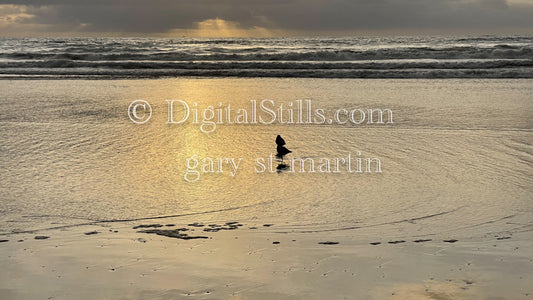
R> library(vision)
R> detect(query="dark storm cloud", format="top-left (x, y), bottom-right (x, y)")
top-left (265, 0), bottom-right (533, 31)
top-left (1, 0), bottom-right (532, 34)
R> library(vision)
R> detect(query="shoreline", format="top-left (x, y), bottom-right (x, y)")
top-left (2, 74), bottom-right (533, 80)
top-left (1, 215), bottom-right (532, 299)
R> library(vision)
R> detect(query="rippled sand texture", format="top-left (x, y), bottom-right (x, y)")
top-left (0, 78), bottom-right (532, 299)
top-left (1, 78), bottom-right (531, 237)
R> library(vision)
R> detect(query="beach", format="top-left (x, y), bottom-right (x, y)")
top-left (1, 217), bottom-right (532, 300)
top-left (0, 77), bottom-right (532, 299)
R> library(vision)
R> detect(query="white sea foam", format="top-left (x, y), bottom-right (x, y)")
top-left (0, 36), bottom-right (532, 78)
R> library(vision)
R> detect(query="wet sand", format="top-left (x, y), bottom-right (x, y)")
top-left (1, 216), bottom-right (532, 300)
top-left (1, 78), bottom-right (532, 299)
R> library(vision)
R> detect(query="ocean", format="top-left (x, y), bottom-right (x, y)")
top-left (1, 35), bottom-right (533, 299)
top-left (0, 35), bottom-right (532, 78)
top-left (0, 35), bottom-right (532, 241)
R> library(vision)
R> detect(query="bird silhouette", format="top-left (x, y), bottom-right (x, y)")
top-left (275, 135), bottom-right (291, 164)
top-left (276, 135), bottom-right (286, 146)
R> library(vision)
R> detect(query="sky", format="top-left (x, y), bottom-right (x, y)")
top-left (0, 0), bottom-right (532, 37)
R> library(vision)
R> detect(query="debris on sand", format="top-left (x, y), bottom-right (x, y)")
top-left (34, 236), bottom-right (50, 240)
top-left (0, 239), bottom-right (8, 243)
top-left (203, 223), bottom-right (241, 232)
top-left (497, 237), bottom-right (511, 240)
top-left (370, 242), bottom-right (381, 245)
top-left (388, 240), bottom-right (406, 244)
top-left (263, 224), bottom-right (274, 227)
top-left (444, 239), bottom-right (458, 243)
top-left (318, 241), bottom-right (339, 245)
top-left (84, 231), bottom-right (99, 235)
top-left (138, 228), bottom-right (208, 240)
top-left (273, 241), bottom-right (280, 244)
top-left (132, 224), bottom-right (163, 229)
top-left (413, 239), bottom-right (432, 243)
top-left (188, 222), bottom-right (205, 227)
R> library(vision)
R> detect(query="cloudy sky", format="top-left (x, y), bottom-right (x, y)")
top-left (0, 0), bottom-right (532, 37)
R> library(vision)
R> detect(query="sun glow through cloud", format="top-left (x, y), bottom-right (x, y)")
top-left (168, 18), bottom-right (277, 38)
top-left (0, 1), bottom-right (532, 37)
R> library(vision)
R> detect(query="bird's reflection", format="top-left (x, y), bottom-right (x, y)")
top-left (275, 135), bottom-right (291, 173)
